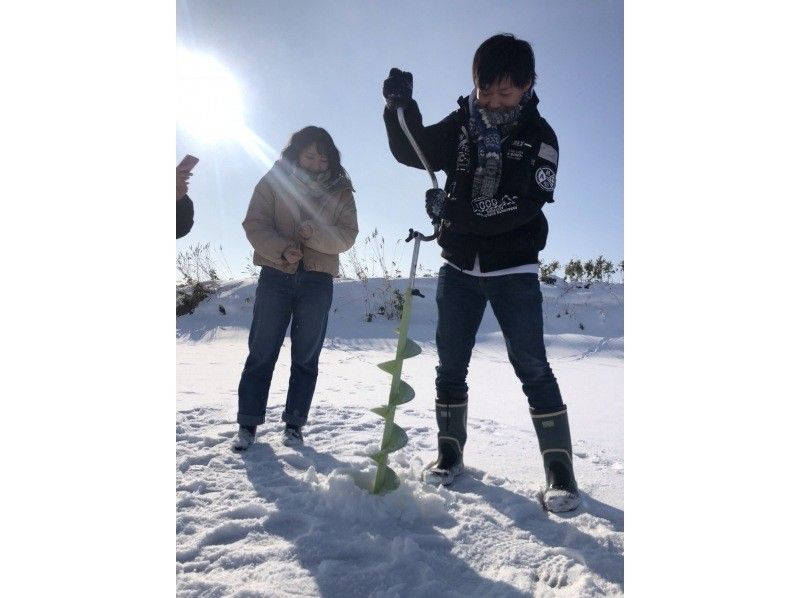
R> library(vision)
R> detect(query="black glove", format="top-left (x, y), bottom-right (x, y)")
top-left (383, 68), bottom-right (413, 110)
top-left (425, 188), bottom-right (446, 223)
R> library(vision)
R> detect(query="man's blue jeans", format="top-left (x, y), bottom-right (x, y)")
top-left (435, 263), bottom-right (563, 411)
top-left (237, 265), bottom-right (333, 428)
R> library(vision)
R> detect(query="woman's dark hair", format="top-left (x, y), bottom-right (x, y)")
top-left (472, 33), bottom-right (536, 90)
top-left (281, 126), bottom-right (345, 179)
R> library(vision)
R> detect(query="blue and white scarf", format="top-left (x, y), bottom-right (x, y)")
top-left (467, 86), bottom-right (534, 201)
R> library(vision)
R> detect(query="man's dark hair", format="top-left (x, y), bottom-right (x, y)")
top-left (281, 126), bottom-right (345, 179)
top-left (472, 33), bottom-right (536, 90)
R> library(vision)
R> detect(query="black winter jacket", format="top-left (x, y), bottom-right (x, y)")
top-left (384, 92), bottom-right (559, 272)
top-left (176, 195), bottom-right (194, 239)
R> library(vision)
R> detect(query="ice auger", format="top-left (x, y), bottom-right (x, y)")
top-left (369, 106), bottom-right (441, 495)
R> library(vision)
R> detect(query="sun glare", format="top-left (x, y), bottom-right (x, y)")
top-left (177, 49), bottom-right (246, 143)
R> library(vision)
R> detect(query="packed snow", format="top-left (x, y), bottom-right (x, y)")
top-left (177, 275), bottom-right (623, 597)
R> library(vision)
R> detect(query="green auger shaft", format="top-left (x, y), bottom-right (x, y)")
top-left (371, 283), bottom-right (416, 495)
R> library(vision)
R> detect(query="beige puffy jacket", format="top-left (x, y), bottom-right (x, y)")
top-left (242, 161), bottom-right (359, 276)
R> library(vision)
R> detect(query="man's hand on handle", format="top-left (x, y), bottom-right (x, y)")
top-left (425, 188), bottom-right (446, 224)
top-left (382, 68), bottom-right (413, 110)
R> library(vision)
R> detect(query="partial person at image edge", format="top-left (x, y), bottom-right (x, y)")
top-left (176, 195), bottom-right (194, 239)
top-left (177, 167), bottom-right (194, 239)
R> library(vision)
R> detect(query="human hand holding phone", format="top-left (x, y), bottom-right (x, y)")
top-left (176, 155), bottom-right (199, 200)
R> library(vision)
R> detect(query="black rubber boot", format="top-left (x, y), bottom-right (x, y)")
top-left (423, 394), bottom-right (468, 486)
top-left (530, 405), bottom-right (580, 512)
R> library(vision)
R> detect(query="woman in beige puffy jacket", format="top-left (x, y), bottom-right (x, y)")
top-left (233, 126), bottom-right (358, 451)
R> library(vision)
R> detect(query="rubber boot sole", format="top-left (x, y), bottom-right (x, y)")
top-left (543, 488), bottom-right (581, 512)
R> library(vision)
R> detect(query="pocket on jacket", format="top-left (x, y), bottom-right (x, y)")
top-left (500, 142), bottom-right (535, 197)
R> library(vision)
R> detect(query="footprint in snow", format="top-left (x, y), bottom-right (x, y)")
top-left (222, 504), bottom-right (271, 520)
top-left (534, 553), bottom-right (575, 589)
top-left (280, 452), bottom-right (312, 470)
top-left (178, 453), bottom-right (215, 473)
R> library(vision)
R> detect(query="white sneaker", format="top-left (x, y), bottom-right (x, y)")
top-left (232, 427), bottom-right (256, 452)
top-left (543, 488), bottom-right (581, 512)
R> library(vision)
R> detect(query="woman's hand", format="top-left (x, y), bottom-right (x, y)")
top-left (297, 222), bottom-right (315, 240)
top-left (283, 245), bottom-right (303, 264)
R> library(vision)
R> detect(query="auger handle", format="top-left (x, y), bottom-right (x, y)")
top-left (397, 106), bottom-right (442, 241)
top-left (397, 107), bottom-right (438, 190)
top-left (405, 227), bottom-right (439, 243)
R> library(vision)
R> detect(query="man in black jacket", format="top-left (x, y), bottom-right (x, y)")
top-left (383, 34), bottom-right (579, 512)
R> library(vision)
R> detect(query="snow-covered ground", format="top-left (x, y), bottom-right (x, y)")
top-left (176, 275), bottom-right (623, 597)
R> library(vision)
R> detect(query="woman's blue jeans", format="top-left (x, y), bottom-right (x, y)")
top-left (237, 265), bottom-right (333, 428)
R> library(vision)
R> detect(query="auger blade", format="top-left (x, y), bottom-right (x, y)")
top-left (370, 405), bottom-right (392, 418)
top-left (372, 466), bottom-right (400, 495)
top-left (383, 422), bottom-right (409, 453)
top-left (368, 423), bottom-right (409, 460)
top-left (377, 359), bottom-right (400, 375)
top-left (401, 338), bottom-right (422, 359)
top-left (389, 380), bottom-right (415, 406)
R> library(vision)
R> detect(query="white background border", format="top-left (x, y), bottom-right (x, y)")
top-left (2, 1), bottom-right (798, 595)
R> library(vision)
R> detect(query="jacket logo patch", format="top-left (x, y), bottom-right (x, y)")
top-left (535, 166), bottom-right (556, 191)
top-left (538, 142), bottom-right (559, 165)
top-left (506, 148), bottom-right (523, 160)
top-left (471, 194), bottom-right (518, 218)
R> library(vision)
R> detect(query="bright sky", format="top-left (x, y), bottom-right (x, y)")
top-left (176, 0), bottom-right (622, 279)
